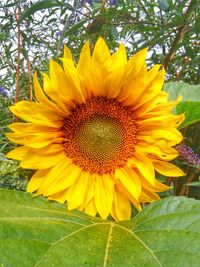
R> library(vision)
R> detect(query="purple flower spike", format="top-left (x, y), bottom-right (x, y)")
top-left (56, 31), bottom-right (61, 37)
top-left (0, 86), bottom-right (8, 97)
top-left (109, 0), bottom-right (116, 5)
top-left (86, 0), bottom-right (93, 4)
top-left (176, 143), bottom-right (200, 167)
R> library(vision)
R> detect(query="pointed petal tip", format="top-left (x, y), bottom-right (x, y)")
top-left (63, 45), bottom-right (73, 60)
top-left (140, 47), bottom-right (148, 55)
top-left (9, 105), bottom-right (15, 114)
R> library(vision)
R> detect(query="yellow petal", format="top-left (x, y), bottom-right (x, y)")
top-left (111, 187), bottom-right (131, 221)
top-left (135, 141), bottom-right (178, 161)
top-left (137, 127), bottom-right (183, 146)
top-left (112, 43), bottom-right (127, 63)
top-left (116, 180), bottom-right (142, 211)
top-left (104, 45), bottom-right (126, 98)
top-left (67, 171), bottom-right (89, 210)
top-left (84, 199), bottom-right (97, 217)
top-left (115, 167), bottom-right (141, 200)
top-left (6, 146), bottom-right (30, 160)
top-left (8, 122), bottom-right (60, 133)
top-left (9, 101), bottom-right (64, 127)
top-left (118, 48), bottom-right (148, 104)
top-left (20, 146), bottom-right (65, 169)
top-left (151, 128), bottom-right (183, 145)
top-left (94, 174), bottom-right (114, 219)
top-left (138, 114), bottom-right (185, 129)
top-left (125, 48), bottom-right (148, 79)
top-left (150, 96), bottom-right (182, 114)
top-left (6, 132), bottom-right (63, 148)
top-left (120, 78), bottom-right (147, 105)
top-left (134, 67), bottom-right (165, 109)
top-left (63, 45), bottom-right (73, 60)
top-left (33, 73), bottom-right (67, 116)
top-left (84, 174), bottom-right (95, 205)
top-left (27, 169), bottom-right (50, 192)
top-left (50, 60), bottom-right (85, 104)
top-left (154, 180), bottom-right (170, 192)
top-left (139, 171), bottom-right (169, 192)
top-left (153, 160), bottom-right (185, 177)
top-left (48, 189), bottom-right (68, 204)
top-left (139, 188), bottom-right (160, 202)
top-left (33, 72), bottom-right (49, 104)
top-left (42, 162), bottom-right (80, 196)
top-left (133, 91), bottom-right (168, 116)
top-left (128, 152), bottom-right (155, 185)
top-left (92, 37), bottom-right (110, 64)
top-left (77, 40), bottom-right (91, 73)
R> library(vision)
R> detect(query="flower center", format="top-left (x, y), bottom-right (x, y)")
top-left (63, 97), bottom-right (136, 174)
top-left (75, 114), bottom-right (124, 163)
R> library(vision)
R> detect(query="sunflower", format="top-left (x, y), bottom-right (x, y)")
top-left (6, 38), bottom-right (185, 221)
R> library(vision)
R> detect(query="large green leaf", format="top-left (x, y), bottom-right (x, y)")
top-left (177, 101), bottom-right (200, 129)
top-left (1, 189), bottom-right (200, 266)
top-left (164, 82), bottom-right (200, 102)
top-left (164, 82), bottom-right (200, 128)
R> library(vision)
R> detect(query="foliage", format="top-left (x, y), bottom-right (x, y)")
top-left (1, 189), bottom-right (200, 266)
top-left (0, 153), bottom-right (29, 190)
top-left (164, 82), bottom-right (200, 128)
top-left (0, 94), bottom-right (14, 153)
top-left (0, 0), bottom-right (199, 91)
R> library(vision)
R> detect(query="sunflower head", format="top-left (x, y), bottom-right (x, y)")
top-left (6, 38), bottom-right (185, 221)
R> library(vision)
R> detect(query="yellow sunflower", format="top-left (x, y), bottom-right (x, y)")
top-left (6, 38), bottom-right (185, 221)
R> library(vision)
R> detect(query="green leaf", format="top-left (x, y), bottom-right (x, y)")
top-left (1, 189), bottom-right (200, 266)
top-left (158, 0), bottom-right (172, 11)
top-left (20, 0), bottom-right (73, 21)
top-left (164, 82), bottom-right (200, 128)
top-left (177, 101), bottom-right (200, 129)
top-left (185, 181), bottom-right (200, 187)
top-left (0, 153), bottom-right (19, 176)
top-left (64, 19), bottom-right (87, 37)
top-left (164, 82), bottom-right (200, 102)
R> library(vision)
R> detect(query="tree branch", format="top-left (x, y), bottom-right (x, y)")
top-left (163, 0), bottom-right (197, 69)
top-left (15, 0), bottom-right (21, 121)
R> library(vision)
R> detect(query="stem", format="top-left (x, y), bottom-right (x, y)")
top-left (15, 0), bottom-right (21, 121)
top-left (100, 0), bottom-right (107, 13)
top-left (137, 0), bottom-right (149, 17)
top-left (27, 58), bottom-right (33, 101)
top-left (179, 170), bottom-right (196, 196)
top-left (163, 0), bottom-right (197, 69)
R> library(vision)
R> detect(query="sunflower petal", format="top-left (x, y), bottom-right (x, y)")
top-left (27, 169), bottom-right (50, 192)
top-left (66, 171), bottom-right (89, 210)
top-left (63, 45), bottom-right (73, 60)
top-left (92, 37), bottom-right (110, 64)
top-left (94, 174), bottom-right (114, 219)
top-left (6, 146), bottom-right (30, 160)
top-left (112, 187), bottom-right (131, 221)
top-left (84, 199), bottom-right (97, 217)
top-left (115, 167), bottom-right (141, 200)
top-left (153, 160), bottom-right (186, 177)
top-left (129, 152), bottom-right (155, 185)
top-left (10, 101), bottom-right (64, 127)
top-left (42, 162), bottom-right (80, 196)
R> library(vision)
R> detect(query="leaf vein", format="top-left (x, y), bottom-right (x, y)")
top-left (131, 210), bottom-right (199, 230)
top-left (103, 222), bottom-right (114, 267)
top-left (115, 224), bottom-right (163, 267)
top-left (34, 222), bottom-right (111, 267)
